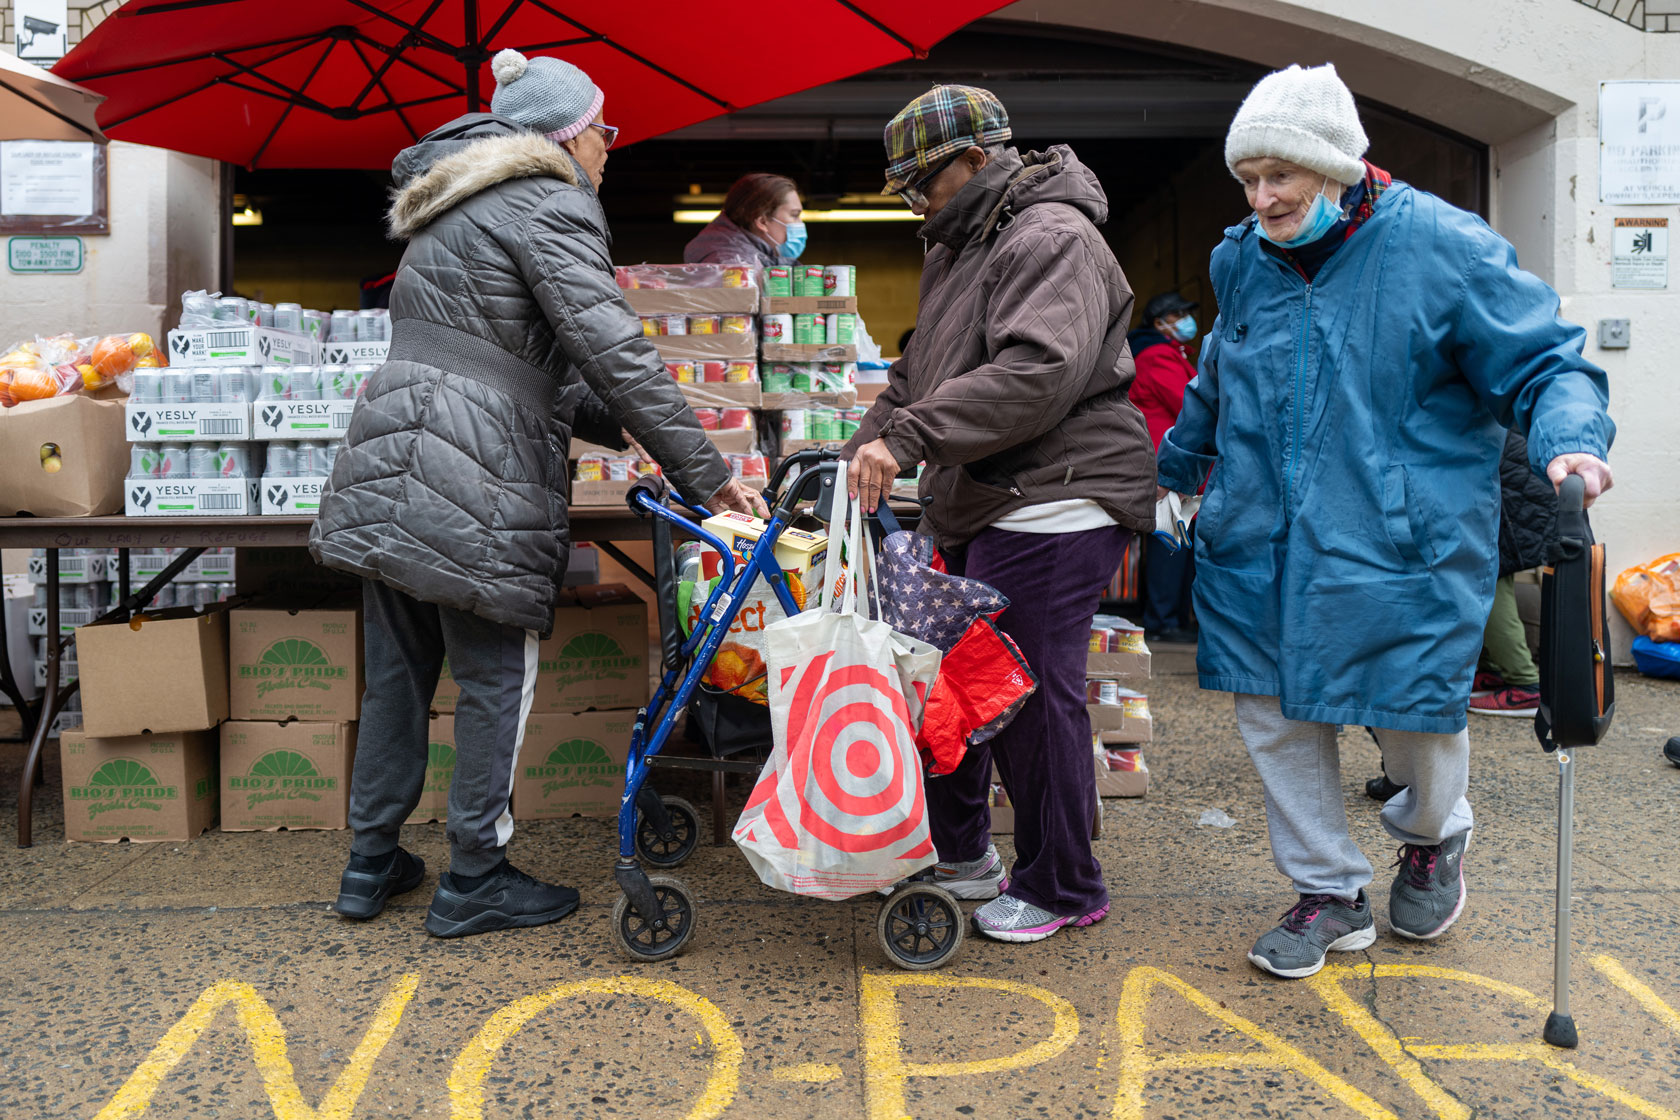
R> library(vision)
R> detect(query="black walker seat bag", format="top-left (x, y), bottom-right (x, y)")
top-left (1534, 474), bottom-right (1614, 753)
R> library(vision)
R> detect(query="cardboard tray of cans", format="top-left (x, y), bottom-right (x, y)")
top-left (27, 553), bottom-right (108, 584)
top-left (253, 399), bottom-right (358, 440)
top-left (35, 657), bottom-right (78, 688)
top-left (166, 325), bottom-right (318, 367)
top-left (762, 390), bottom-right (859, 410)
top-left (760, 343), bottom-right (859, 363)
top-left (1088, 687), bottom-right (1152, 743)
top-left (259, 476), bottom-right (331, 516)
top-left (625, 287), bottom-right (759, 315)
top-left (653, 334), bottom-right (757, 361)
top-left (680, 382), bottom-right (762, 409)
top-left (126, 402), bottom-right (253, 443)
top-left (760, 296), bottom-right (859, 315)
top-left (319, 341), bottom-right (390, 364)
top-left (124, 478), bottom-right (261, 518)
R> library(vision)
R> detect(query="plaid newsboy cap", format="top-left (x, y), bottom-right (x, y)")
top-left (882, 84), bottom-right (1012, 194)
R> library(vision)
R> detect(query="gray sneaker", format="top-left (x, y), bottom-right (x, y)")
top-left (877, 844), bottom-right (1005, 900)
top-left (1389, 831), bottom-right (1470, 940)
top-left (972, 892), bottom-right (1109, 943)
top-left (1248, 891), bottom-right (1376, 978)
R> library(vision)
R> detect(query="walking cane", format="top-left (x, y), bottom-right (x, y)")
top-left (1534, 475), bottom-right (1614, 1050)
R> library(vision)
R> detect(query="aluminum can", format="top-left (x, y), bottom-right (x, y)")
top-left (295, 440), bottom-right (324, 476)
top-left (688, 315), bottom-right (720, 335)
top-left (700, 361), bottom-right (727, 383)
top-left (721, 265), bottom-right (753, 288)
top-left (826, 313), bottom-right (858, 346)
top-left (641, 316), bottom-right (662, 337)
top-left (214, 443), bottom-right (250, 479)
top-left (350, 365), bottom-right (376, 397)
top-left (129, 370), bottom-right (165, 403)
top-left (32, 585), bottom-right (47, 609)
top-left (321, 442), bottom-right (340, 476)
top-left (659, 314), bottom-right (687, 336)
top-left (329, 310), bottom-right (356, 342)
top-left (762, 365), bottom-right (793, 393)
top-left (272, 302), bottom-right (304, 333)
top-left (797, 265), bottom-right (826, 298)
top-left (762, 266), bottom-right (793, 297)
top-left (189, 442), bottom-right (219, 479)
top-left (264, 442), bottom-right (296, 478)
top-left (162, 370), bottom-right (196, 404)
top-left (181, 291), bottom-right (218, 324)
top-left (788, 366), bottom-right (812, 392)
top-left (215, 582), bottom-right (237, 603)
top-left (322, 365), bottom-right (357, 400)
top-left (720, 408), bottom-right (752, 430)
top-left (213, 296), bottom-right (248, 323)
top-left (150, 583), bottom-right (175, 610)
top-left (693, 408), bottom-right (721, 430)
top-left (188, 369), bottom-right (220, 403)
top-left (574, 455), bottom-right (604, 482)
top-left (823, 265), bottom-right (856, 297)
top-left (188, 583), bottom-right (217, 609)
top-left (724, 361), bottom-right (756, 383)
top-left (720, 314), bottom-right (754, 334)
top-left (255, 302), bottom-right (273, 328)
top-left (213, 368), bottom-right (246, 403)
top-left (129, 445), bottom-right (162, 479)
top-left (761, 313), bottom-right (793, 344)
top-left (605, 457), bottom-right (633, 481)
top-left (780, 410), bottom-right (808, 440)
top-left (357, 309), bottom-right (390, 341)
top-left (158, 443), bottom-right (190, 479)
top-left (820, 362), bottom-right (856, 391)
top-left (666, 361), bottom-right (696, 383)
top-left (302, 310), bottom-right (329, 341)
top-left (288, 366), bottom-right (322, 401)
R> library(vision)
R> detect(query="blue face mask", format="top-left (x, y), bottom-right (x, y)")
top-left (775, 218), bottom-right (807, 261)
top-left (1256, 185), bottom-right (1342, 249)
top-left (1169, 315), bottom-right (1198, 343)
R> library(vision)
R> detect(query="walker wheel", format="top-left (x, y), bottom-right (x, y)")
top-left (635, 795), bottom-right (701, 867)
top-left (877, 883), bottom-right (965, 970)
top-left (613, 875), bottom-right (696, 962)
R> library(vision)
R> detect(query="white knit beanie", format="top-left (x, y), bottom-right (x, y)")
top-left (490, 49), bottom-right (603, 141)
top-left (1224, 63), bottom-right (1368, 185)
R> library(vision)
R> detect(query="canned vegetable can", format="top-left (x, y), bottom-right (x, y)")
top-left (688, 315), bottom-right (720, 335)
top-left (761, 313), bottom-right (793, 344)
top-left (823, 265), bottom-right (856, 297)
top-left (826, 313), bottom-right (858, 346)
top-left (763, 266), bottom-right (793, 298)
top-left (720, 314), bottom-right (754, 334)
top-left (797, 265), bottom-right (826, 298)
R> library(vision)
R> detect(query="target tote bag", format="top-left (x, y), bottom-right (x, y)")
top-left (732, 480), bottom-right (941, 899)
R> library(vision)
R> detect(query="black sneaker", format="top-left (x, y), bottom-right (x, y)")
top-left (1248, 890), bottom-right (1376, 978)
top-left (334, 847), bottom-right (426, 920)
top-left (423, 860), bottom-right (580, 939)
top-left (1664, 737), bottom-right (1680, 768)
top-left (1365, 774), bottom-right (1406, 802)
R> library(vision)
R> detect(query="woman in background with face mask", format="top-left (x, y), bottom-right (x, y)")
top-left (1126, 289), bottom-right (1201, 644)
top-left (683, 172), bottom-right (805, 267)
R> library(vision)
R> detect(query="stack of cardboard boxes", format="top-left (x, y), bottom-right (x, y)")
top-left (425, 585), bottom-right (648, 824)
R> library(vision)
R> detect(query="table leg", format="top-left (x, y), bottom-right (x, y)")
top-left (711, 769), bottom-right (728, 847)
top-left (18, 552), bottom-right (61, 847)
top-left (0, 596), bottom-right (37, 744)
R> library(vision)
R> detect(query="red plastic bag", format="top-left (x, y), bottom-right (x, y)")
top-left (916, 617), bottom-right (1037, 776)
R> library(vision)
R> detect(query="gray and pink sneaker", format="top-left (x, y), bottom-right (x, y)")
top-left (971, 893), bottom-right (1109, 943)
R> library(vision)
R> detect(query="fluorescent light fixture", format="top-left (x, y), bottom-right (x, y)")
top-left (672, 208), bottom-right (921, 224)
top-left (231, 206), bottom-right (263, 226)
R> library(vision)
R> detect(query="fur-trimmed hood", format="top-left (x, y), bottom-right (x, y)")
top-left (388, 114), bottom-right (583, 239)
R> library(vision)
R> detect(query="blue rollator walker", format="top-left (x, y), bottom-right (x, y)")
top-left (609, 449), bottom-right (966, 969)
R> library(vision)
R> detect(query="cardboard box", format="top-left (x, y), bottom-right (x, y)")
top-left (511, 709), bottom-right (634, 819)
top-left (680, 382), bottom-right (762, 409)
top-left (260, 476), bottom-right (331, 516)
top-left (1088, 692), bottom-right (1152, 743)
top-left (624, 287), bottom-right (758, 316)
top-left (60, 729), bottom-right (218, 842)
top-left (0, 392), bottom-right (128, 516)
top-left (228, 598), bottom-right (362, 721)
top-left (1095, 744), bottom-right (1150, 798)
top-left (252, 399), bottom-right (356, 440)
top-left (761, 296), bottom-right (859, 315)
top-left (27, 553), bottom-right (108, 583)
top-left (760, 342), bottom-right (858, 363)
top-left (407, 712), bottom-right (457, 824)
top-left (762, 389), bottom-right (858, 411)
top-left (433, 585), bottom-right (647, 714)
top-left (698, 511), bottom-right (828, 582)
top-left (652, 334), bottom-right (756, 362)
top-left (319, 340), bottom-right (390, 365)
top-left (219, 720), bottom-right (356, 830)
top-left (76, 609), bottom-right (229, 737)
top-left (125, 478), bottom-right (261, 517)
top-left (166, 325), bottom-right (317, 367)
top-left (126, 401), bottom-right (253, 442)
top-left (1087, 648), bottom-right (1151, 682)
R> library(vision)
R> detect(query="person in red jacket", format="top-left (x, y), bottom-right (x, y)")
top-left (1128, 290), bottom-right (1201, 643)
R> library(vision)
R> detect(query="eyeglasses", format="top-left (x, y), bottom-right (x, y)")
top-left (896, 152), bottom-right (961, 208)
top-left (592, 121), bottom-right (619, 149)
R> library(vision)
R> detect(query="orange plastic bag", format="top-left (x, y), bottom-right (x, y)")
top-left (1612, 553), bottom-right (1680, 642)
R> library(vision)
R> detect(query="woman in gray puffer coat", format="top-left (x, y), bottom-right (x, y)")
top-left (312, 50), bottom-right (763, 940)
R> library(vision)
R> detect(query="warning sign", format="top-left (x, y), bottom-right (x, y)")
top-left (1612, 216), bottom-right (1668, 289)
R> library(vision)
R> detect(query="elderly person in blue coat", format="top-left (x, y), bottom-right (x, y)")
top-left (1157, 63), bottom-right (1614, 980)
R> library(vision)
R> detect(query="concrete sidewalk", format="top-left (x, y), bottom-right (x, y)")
top-left (1, 661), bottom-right (1677, 1119)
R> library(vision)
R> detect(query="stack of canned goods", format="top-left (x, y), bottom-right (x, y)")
top-left (761, 264), bottom-right (855, 299)
top-left (263, 440), bottom-right (340, 478)
top-left (665, 360), bottom-right (758, 384)
top-left (616, 263), bottom-right (754, 289)
top-left (727, 452), bottom-right (769, 481)
top-left (691, 407), bottom-right (755, 431)
top-left (573, 455), bottom-right (663, 483)
top-left (255, 364), bottom-right (374, 401)
top-left (127, 442), bottom-right (253, 481)
top-left (180, 292), bottom-right (384, 343)
top-left (760, 313), bottom-right (858, 347)
top-left (761, 362), bottom-right (857, 396)
top-left (779, 408), bottom-right (863, 443)
top-left (640, 313), bottom-right (755, 337)
top-left (326, 308), bottom-right (391, 343)
top-left (129, 366), bottom-right (259, 404)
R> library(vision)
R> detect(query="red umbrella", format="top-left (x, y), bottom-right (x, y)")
top-left (56, 0), bottom-right (1010, 168)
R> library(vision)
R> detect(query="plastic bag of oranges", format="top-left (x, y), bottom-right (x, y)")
top-left (0, 331), bottom-right (161, 406)
top-left (1612, 554), bottom-right (1680, 642)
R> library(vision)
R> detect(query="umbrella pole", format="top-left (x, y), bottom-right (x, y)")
top-left (465, 0), bottom-right (481, 112)
top-left (1543, 749), bottom-right (1579, 1049)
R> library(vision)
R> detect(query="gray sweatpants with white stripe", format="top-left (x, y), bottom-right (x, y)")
top-left (349, 579), bottom-right (538, 877)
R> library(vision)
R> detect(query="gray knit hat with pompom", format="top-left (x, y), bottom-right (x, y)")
top-left (489, 49), bottom-right (603, 140)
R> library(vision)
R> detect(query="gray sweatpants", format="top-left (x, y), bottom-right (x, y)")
top-left (349, 579), bottom-right (539, 877)
top-left (1234, 693), bottom-right (1474, 900)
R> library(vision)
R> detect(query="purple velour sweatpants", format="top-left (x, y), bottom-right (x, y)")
top-left (929, 524), bottom-right (1129, 918)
